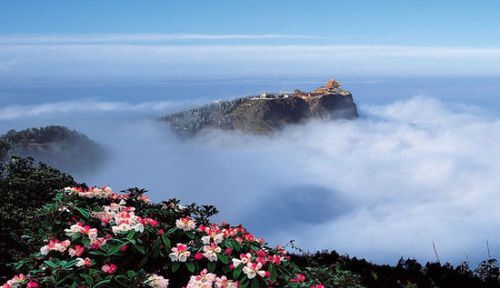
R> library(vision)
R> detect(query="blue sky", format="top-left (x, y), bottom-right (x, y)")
top-left (1, 0), bottom-right (500, 47)
top-left (1, 1), bottom-right (500, 81)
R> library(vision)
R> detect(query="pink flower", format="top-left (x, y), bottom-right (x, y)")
top-left (169, 243), bottom-right (190, 262)
top-left (203, 243), bottom-right (222, 262)
top-left (142, 217), bottom-right (159, 227)
top-left (90, 237), bottom-right (107, 250)
top-left (68, 245), bottom-right (85, 257)
top-left (290, 274), bottom-right (306, 283)
top-left (101, 263), bottom-right (117, 274)
top-left (242, 262), bottom-right (266, 279)
top-left (1, 274), bottom-right (27, 287)
top-left (194, 253), bottom-right (204, 260)
top-left (40, 239), bottom-right (71, 255)
top-left (27, 282), bottom-right (39, 288)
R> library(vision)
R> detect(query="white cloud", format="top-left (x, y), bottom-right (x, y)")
top-left (0, 34), bottom-right (319, 44)
top-left (0, 100), bottom-right (191, 120)
top-left (83, 96), bottom-right (498, 265)
top-left (1, 44), bottom-right (500, 79)
top-left (2, 91), bottom-right (500, 265)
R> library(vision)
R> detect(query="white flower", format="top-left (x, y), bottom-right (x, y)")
top-left (112, 223), bottom-right (131, 234)
top-left (169, 243), bottom-right (190, 262)
top-left (232, 253), bottom-right (251, 268)
top-left (201, 236), bottom-right (211, 244)
top-left (202, 244), bottom-right (221, 262)
top-left (175, 217), bottom-right (196, 231)
top-left (64, 223), bottom-right (83, 237)
top-left (201, 233), bottom-right (224, 244)
top-left (242, 262), bottom-right (266, 279)
top-left (145, 274), bottom-right (169, 288)
top-left (134, 223), bottom-right (144, 233)
top-left (87, 228), bottom-right (98, 240)
top-left (40, 246), bottom-right (49, 255)
top-left (213, 233), bottom-right (224, 244)
top-left (75, 257), bottom-right (91, 267)
top-left (186, 269), bottom-right (217, 288)
top-left (75, 258), bottom-right (86, 267)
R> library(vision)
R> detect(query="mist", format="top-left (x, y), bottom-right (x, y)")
top-left (1, 93), bottom-right (499, 266)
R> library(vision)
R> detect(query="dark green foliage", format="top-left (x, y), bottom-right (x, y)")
top-left (475, 259), bottom-right (500, 283)
top-left (0, 126), bottom-right (105, 175)
top-left (292, 250), bottom-right (500, 288)
top-left (0, 139), bottom-right (11, 160)
top-left (0, 156), bottom-right (77, 278)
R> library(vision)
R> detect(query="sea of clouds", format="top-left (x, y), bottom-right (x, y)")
top-left (2, 95), bottom-right (498, 265)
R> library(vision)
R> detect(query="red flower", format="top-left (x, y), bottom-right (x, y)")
top-left (194, 253), bottom-right (204, 260)
top-left (290, 273), bottom-right (306, 283)
top-left (27, 282), bottom-right (39, 288)
top-left (101, 263), bottom-right (117, 274)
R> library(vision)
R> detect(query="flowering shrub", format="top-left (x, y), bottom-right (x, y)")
top-left (3, 186), bottom-right (328, 288)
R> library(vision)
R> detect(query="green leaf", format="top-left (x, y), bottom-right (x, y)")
top-left (127, 270), bottom-right (136, 278)
top-left (240, 278), bottom-right (249, 288)
top-left (231, 239), bottom-right (241, 251)
top-left (136, 245), bottom-right (146, 254)
top-left (126, 230), bottom-right (136, 240)
top-left (114, 275), bottom-right (129, 287)
top-left (56, 273), bottom-right (76, 285)
top-left (166, 227), bottom-right (177, 235)
top-left (62, 259), bottom-right (79, 269)
top-left (171, 262), bottom-right (180, 273)
top-left (161, 234), bottom-right (171, 249)
top-left (207, 261), bottom-right (216, 272)
top-left (251, 278), bottom-right (261, 288)
top-left (218, 253), bottom-right (228, 264)
top-left (107, 243), bottom-right (126, 256)
top-left (80, 274), bottom-right (93, 286)
top-left (138, 256), bottom-right (149, 268)
top-left (93, 279), bottom-right (111, 287)
top-left (269, 265), bottom-right (278, 281)
top-left (44, 260), bottom-right (59, 269)
top-left (233, 267), bottom-right (242, 279)
top-left (153, 238), bottom-right (161, 257)
top-left (186, 262), bottom-right (195, 273)
top-left (75, 207), bottom-right (90, 219)
top-left (224, 240), bottom-right (233, 249)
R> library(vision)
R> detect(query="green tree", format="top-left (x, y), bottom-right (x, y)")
top-left (0, 156), bottom-right (77, 278)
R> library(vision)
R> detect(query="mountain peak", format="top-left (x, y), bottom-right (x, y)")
top-left (161, 79), bottom-right (358, 135)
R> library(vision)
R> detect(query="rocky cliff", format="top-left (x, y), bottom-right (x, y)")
top-left (161, 79), bottom-right (358, 135)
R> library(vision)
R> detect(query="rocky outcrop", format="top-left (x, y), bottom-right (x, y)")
top-left (0, 126), bottom-right (105, 175)
top-left (161, 79), bottom-right (358, 135)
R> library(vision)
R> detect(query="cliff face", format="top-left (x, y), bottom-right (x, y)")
top-left (161, 79), bottom-right (358, 135)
